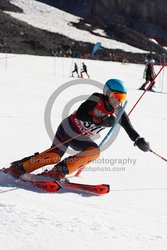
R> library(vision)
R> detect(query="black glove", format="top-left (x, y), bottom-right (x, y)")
top-left (93, 115), bottom-right (115, 127)
top-left (134, 137), bottom-right (150, 152)
top-left (100, 115), bottom-right (115, 127)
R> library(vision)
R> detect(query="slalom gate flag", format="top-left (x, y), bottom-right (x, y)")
top-left (91, 42), bottom-right (101, 56)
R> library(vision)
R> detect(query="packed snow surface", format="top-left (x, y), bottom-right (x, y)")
top-left (0, 54), bottom-right (167, 250)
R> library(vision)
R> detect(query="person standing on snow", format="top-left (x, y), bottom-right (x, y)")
top-left (80, 62), bottom-right (90, 78)
top-left (139, 59), bottom-right (156, 91)
top-left (7, 79), bottom-right (151, 179)
top-left (71, 62), bottom-right (79, 78)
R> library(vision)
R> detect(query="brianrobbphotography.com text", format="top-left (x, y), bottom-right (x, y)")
top-left (83, 157), bottom-right (137, 172)
top-left (93, 157), bottom-right (136, 166)
top-left (83, 166), bottom-right (126, 172)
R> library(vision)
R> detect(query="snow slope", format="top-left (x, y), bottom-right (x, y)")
top-left (5, 0), bottom-right (148, 53)
top-left (0, 54), bottom-right (167, 250)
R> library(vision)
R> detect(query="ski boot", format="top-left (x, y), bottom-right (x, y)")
top-left (8, 153), bottom-right (39, 178)
top-left (139, 86), bottom-right (145, 90)
top-left (38, 162), bottom-right (69, 180)
top-left (148, 88), bottom-right (155, 92)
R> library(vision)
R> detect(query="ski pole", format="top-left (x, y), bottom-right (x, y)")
top-left (75, 101), bottom-right (128, 177)
top-left (128, 62), bottom-right (167, 162)
top-left (149, 149), bottom-right (167, 162)
top-left (34, 116), bottom-right (110, 159)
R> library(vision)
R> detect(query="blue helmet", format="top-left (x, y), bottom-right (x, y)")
top-left (103, 79), bottom-right (127, 103)
top-left (104, 79), bottom-right (127, 95)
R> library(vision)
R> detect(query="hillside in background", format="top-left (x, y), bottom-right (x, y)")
top-left (0, 53), bottom-right (167, 250)
top-left (0, 0), bottom-right (167, 63)
top-left (39, 0), bottom-right (167, 47)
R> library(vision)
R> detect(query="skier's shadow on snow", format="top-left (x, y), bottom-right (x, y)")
top-left (57, 188), bottom-right (97, 197)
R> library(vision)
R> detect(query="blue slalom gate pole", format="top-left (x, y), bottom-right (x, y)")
top-left (99, 100), bottom-right (127, 148)
top-left (75, 101), bottom-right (127, 177)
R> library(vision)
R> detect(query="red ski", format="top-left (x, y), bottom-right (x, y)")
top-left (21, 179), bottom-right (61, 192)
top-left (61, 181), bottom-right (110, 195)
top-left (0, 169), bottom-right (110, 195)
top-left (0, 168), bottom-right (61, 192)
top-left (20, 174), bottom-right (110, 195)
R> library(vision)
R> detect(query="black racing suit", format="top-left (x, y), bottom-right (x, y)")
top-left (52, 93), bottom-right (139, 156)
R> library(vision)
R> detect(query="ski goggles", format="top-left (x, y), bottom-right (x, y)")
top-left (109, 92), bottom-right (127, 102)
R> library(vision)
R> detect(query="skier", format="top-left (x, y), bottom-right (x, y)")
top-left (71, 62), bottom-right (79, 77)
top-left (80, 62), bottom-right (90, 78)
top-left (7, 79), bottom-right (150, 179)
top-left (139, 59), bottom-right (156, 91)
top-left (162, 53), bottom-right (166, 65)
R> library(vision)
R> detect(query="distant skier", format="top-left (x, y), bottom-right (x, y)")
top-left (7, 79), bottom-right (151, 179)
top-left (139, 59), bottom-right (156, 91)
top-left (71, 62), bottom-right (79, 77)
top-left (80, 62), bottom-right (90, 78)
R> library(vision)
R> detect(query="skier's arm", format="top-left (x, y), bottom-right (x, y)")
top-left (95, 115), bottom-right (115, 127)
top-left (76, 93), bottom-right (115, 126)
top-left (120, 112), bottom-right (150, 151)
top-left (76, 93), bottom-right (99, 122)
top-left (119, 112), bottom-right (139, 141)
